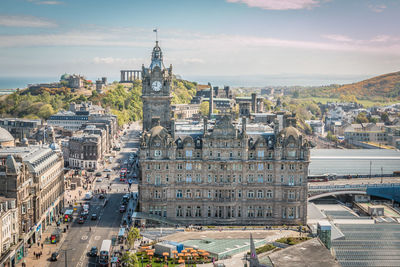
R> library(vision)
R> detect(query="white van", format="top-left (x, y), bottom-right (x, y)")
top-left (85, 191), bottom-right (93, 200)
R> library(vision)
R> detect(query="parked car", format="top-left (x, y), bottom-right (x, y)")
top-left (99, 194), bottom-right (105, 199)
top-left (78, 217), bottom-right (85, 224)
top-left (119, 205), bottom-right (126, 213)
top-left (104, 168), bottom-right (112, 172)
top-left (96, 178), bottom-right (103, 183)
top-left (91, 213), bottom-right (98, 220)
top-left (88, 246), bottom-right (98, 257)
top-left (95, 172), bottom-right (102, 177)
top-left (50, 252), bottom-right (59, 261)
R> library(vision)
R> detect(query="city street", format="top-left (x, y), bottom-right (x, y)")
top-left (51, 122), bottom-right (141, 267)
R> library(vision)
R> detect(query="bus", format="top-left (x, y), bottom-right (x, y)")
top-left (99, 239), bottom-right (112, 266)
top-left (118, 227), bottom-right (125, 244)
top-left (120, 168), bottom-right (127, 182)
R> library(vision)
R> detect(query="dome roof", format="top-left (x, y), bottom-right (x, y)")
top-left (279, 126), bottom-right (301, 140)
top-left (49, 142), bottom-right (60, 151)
top-left (0, 128), bottom-right (14, 142)
top-left (60, 73), bottom-right (70, 81)
top-left (149, 125), bottom-right (168, 139)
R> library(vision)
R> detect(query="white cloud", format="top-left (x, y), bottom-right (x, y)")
top-left (370, 35), bottom-right (391, 43)
top-left (322, 34), bottom-right (353, 42)
top-left (0, 15), bottom-right (57, 28)
top-left (368, 4), bottom-right (386, 13)
top-left (93, 57), bottom-right (144, 65)
top-left (0, 28), bottom-right (399, 57)
top-left (27, 0), bottom-right (63, 5)
top-left (226, 0), bottom-right (320, 10)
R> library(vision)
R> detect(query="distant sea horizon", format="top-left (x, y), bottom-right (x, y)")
top-left (0, 73), bottom-right (373, 90)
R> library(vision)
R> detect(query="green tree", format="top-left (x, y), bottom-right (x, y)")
top-left (381, 112), bottom-right (389, 123)
top-left (292, 90), bottom-right (300, 98)
top-left (326, 131), bottom-right (338, 142)
top-left (126, 227), bottom-right (140, 249)
top-left (37, 104), bottom-right (54, 119)
top-left (199, 101), bottom-right (209, 116)
top-left (355, 112), bottom-right (369, 123)
top-left (121, 251), bottom-right (139, 267)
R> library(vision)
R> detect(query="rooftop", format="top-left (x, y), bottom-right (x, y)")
top-left (267, 238), bottom-right (341, 267)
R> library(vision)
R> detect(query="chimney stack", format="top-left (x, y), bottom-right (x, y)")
top-left (208, 82), bottom-right (213, 119)
top-left (251, 93), bottom-right (257, 113)
top-left (203, 117), bottom-right (208, 135)
top-left (242, 117), bottom-right (247, 133)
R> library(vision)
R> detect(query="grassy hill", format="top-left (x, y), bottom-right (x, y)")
top-left (333, 71), bottom-right (400, 99)
top-left (0, 78), bottom-right (197, 125)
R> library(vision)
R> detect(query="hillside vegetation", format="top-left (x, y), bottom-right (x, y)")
top-left (298, 71), bottom-right (400, 102)
top-left (0, 78), bottom-right (197, 125)
top-left (334, 71), bottom-right (400, 99)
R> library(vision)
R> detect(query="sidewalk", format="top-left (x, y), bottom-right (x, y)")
top-left (17, 223), bottom-right (70, 267)
top-left (17, 182), bottom-right (88, 267)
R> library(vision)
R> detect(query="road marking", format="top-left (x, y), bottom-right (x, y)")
top-left (94, 235), bottom-right (101, 240)
top-left (81, 235), bottom-right (88, 240)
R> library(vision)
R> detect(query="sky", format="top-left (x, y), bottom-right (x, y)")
top-left (0, 0), bottom-right (399, 86)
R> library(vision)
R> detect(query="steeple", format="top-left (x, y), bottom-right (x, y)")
top-left (150, 41), bottom-right (164, 70)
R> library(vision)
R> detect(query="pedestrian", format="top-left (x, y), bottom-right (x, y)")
top-left (37, 241), bottom-right (40, 247)
top-left (41, 243), bottom-right (43, 249)
top-left (33, 251), bottom-right (36, 258)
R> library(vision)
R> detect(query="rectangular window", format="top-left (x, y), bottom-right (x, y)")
top-left (196, 174), bottom-right (202, 183)
top-left (155, 175), bottom-right (161, 185)
top-left (185, 150), bottom-right (192, 157)
top-left (186, 174), bottom-right (192, 183)
top-left (186, 163), bottom-right (192, 170)
top-left (281, 164), bottom-right (284, 170)
top-left (154, 150), bottom-right (162, 157)
top-left (177, 174), bottom-right (182, 182)
top-left (258, 163), bottom-right (263, 171)
top-left (208, 174), bottom-right (212, 183)
top-left (176, 190), bottom-right (182, 198)
top-left (257, 174), bottom-right (264, 183)
top-left (238, 190), bottom-right (242, 198)
top-left (248, 175), bottom-right (254, 183)
top-left (177, 163), bottom-right (183, 170)
top-left (257, 151), bottom-right (264, 158)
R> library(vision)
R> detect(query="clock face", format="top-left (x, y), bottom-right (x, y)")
top-left (152, 81), bottom-right (162, 91)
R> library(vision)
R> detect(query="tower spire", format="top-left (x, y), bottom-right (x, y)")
top-left (153, 28), bottom-right (158, 43)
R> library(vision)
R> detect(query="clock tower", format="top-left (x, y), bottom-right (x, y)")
top-left (141, 41), bottom-right (173, 131)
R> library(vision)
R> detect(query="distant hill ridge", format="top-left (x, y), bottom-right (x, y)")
top-left (334, 71), bottom-right (400, 99)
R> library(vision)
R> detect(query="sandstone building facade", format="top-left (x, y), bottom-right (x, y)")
top-left (138, 43), bottom-right (310, 225)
